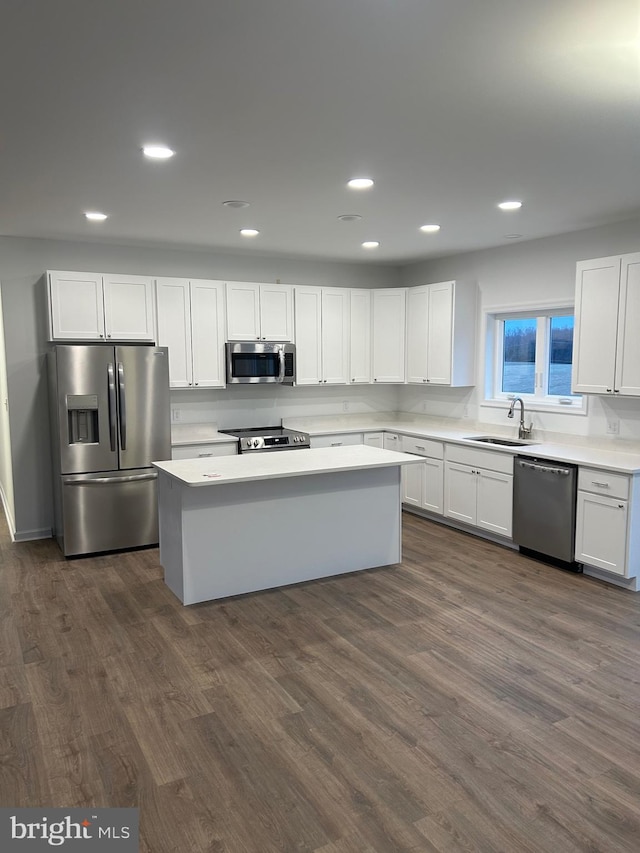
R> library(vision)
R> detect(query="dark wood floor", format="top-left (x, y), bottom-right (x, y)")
top-left (1, 511), bottom-right (640, 851)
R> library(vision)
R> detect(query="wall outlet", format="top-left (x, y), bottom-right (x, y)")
top-left (342, 400), bottom-right (349, 412)
top-left (606, 418), bottom-right (619, 435)
top-left (172, 409), bottom-right (181, 423)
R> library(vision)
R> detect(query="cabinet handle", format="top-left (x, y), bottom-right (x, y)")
top-left (330, 442), bottom-right (343, 446)
top-left (591, 481), bottom-right (609, 488)
top-left (99, 333), bottom-right (104, 338)
top-left (415, 445), bottom-right (425, 451)
top-left (614, 389), bottom-right (620, 393)
top-left (374, 378), bottom-right (377, 382)
top-left (423, 378), bottom-right (427, 382)
top-left (618, 504), bottom-right (625, 509)
top-left (197, 452), bottom-right (213, 457)
top-left (606, 388), bottom-right (612, 392)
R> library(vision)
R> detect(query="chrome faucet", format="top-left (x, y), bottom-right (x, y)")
top-left (507, 397), bottom-right (533, 440)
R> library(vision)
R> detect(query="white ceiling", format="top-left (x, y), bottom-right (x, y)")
top-left (1, 0), bottom-right (638, 264)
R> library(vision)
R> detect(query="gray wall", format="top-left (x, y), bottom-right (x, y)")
top-left (0, 235), bottom-right (401, 539)
top-left (399, 216), bottom-right (640, 438)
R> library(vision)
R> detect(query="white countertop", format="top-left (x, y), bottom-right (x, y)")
top-left (171, 424), bottom-right (238, 446)
top-left (171, 414), bottom-right (640, 474)
top-left (154, 445), bottom-right (422, 487)
top-left (282, 414), bottom-right (640, 474)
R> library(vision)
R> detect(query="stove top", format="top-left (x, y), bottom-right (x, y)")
top-left (221, 426), bottom-right (310, 453)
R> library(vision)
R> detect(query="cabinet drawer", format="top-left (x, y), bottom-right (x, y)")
top-left (401, 435), bottom-right (444, 459)
top-left (311, 433), bottom-right (363, 448)
top-left (445, 443), bottom-right (513, 475)
top-left (172, 443), bottom-right (237, 460)
top-left (578, 467), bottom-right (629, 500)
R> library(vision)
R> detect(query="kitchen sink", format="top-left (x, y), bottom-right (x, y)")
top-left (464, 436), bottom-right (532, 447)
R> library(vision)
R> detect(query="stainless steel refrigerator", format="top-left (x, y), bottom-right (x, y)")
top-left (48, 345), bottom-right (171, 556)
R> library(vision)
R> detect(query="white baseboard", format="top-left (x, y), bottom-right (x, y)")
top-left (0, 479), bottom-right (16, 540)
top-left (12, 527), bottom-right (54, 543)
top-left (583, 565), bottom-right (639, 593)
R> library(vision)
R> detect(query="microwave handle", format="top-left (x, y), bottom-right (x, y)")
top-left (278, 346), bottom-right (285, 383)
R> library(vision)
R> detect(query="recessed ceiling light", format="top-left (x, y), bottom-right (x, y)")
top-left (142, 145), bottom-right (175, 160)
top-left (498, 200), bottom-right (522, 210)
top-left (419, 224), bottom-right (441, 233)
top-left (337, 214), bottom-right (362, 222)
top-left (348, 178), bottom-right (374, 190)
top-left (504, 234), bottom-right (523, 239)
top-left (240, 229), bottom-right (260, 237)
top-left (84, 211), bottom-right (108, 221)
top-left (362, 241), bottom-right (380, 249)
top-left (223, 200), bottom-right (250, 209)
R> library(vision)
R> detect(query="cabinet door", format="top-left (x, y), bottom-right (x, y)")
top-left (349, 289), bottom-right (371, 383)
top-left (444, 462), bottom-right (476, 525)
top-left (372, 289), bottom-right (406, 383)
top-left (310, 433), bottom-right (363, 448)
top-left (572, 257), bottom-right (621, 394)
top-left (103, 274), bottom-right (155, 341)
top-left (476, 469), bottom-right (513, 537)
top-left (226, 282), bottom-right (260, 340)
top-left (426, 282), bottom-right (453, 384)
top-left (155, 278), bottom-right (192, 388)
top-left (406, 286), bottom-right (429, 384)
top-left (363, 432), bottom-right (384, 448)
top-left (294, 287), bottom-right (323, 384)
top-left (383, 433), bottom-right (400, 450)
top-left (402, 461), bottom-right (424, 507)
top-left (260, 284), bottom-right (293, 341)
top-left (172, 443), bottom-right (237, 460)
top-left (614, 253), bottom-right (640, 396)
top-left (321, 288), bottom-right (350, 384)
top-left (423, 458), bottom-right (444, 515)
top-left (48, 271), bottom-right (105, 340)
top-left (191, 280), bottom-right (226, 388)
top-left (576, 492), bottom-right (628, 575)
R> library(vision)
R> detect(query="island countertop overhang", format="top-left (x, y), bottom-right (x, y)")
top-left (153, 445), bottom-right (422, 488)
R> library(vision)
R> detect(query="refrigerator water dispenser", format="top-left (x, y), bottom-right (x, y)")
top-left (66, 394), bottom-right (99, 444)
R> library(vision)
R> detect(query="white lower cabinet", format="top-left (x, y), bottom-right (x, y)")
top-left (383, 432), bottom-right (400, 450)
top-left (401, 436), bottom-right (444, 515)
top-left (310, 432), bottom-right (363, 448)
top-left (172, 442), bottom-right (237, 460)
top-left (363, 432), bottom-right (384, 448)
top-left (575, 467), bottom-right (634, 577)
top-left (444, 445), bottom-right (513, 537)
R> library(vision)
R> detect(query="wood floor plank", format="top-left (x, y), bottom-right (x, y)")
top-left (1, 511), bottom-right (640, 851)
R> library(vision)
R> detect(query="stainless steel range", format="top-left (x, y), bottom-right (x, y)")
top-left (221, 426), bottom-right (310, 454)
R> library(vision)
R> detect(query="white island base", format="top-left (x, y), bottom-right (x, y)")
top-left (154, 446), bottom-right (419, 605)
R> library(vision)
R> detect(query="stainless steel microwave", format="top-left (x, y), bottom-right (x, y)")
top-left (225, 341), bottom-right (296, 385)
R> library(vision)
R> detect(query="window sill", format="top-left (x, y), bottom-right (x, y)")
top-left (482, 398), bottom-right (588, 417)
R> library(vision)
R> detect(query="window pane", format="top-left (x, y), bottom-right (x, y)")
top-left (502, 318), bottom-right (536, 393)
top-left (549, 315), bottom-right (574, 396)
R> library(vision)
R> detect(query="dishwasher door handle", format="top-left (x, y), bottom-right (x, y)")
top-left (516, 460), bottom-right (572, 476)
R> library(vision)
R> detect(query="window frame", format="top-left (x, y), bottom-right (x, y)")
top-left (482, 300), bottom-right (587, 415)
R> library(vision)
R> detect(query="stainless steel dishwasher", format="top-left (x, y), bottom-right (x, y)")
top-left (513, 456), bottom-right (580, 569)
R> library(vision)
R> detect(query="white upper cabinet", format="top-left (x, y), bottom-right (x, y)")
top-left (406, 280), bottom-right (477, 386)
top-left (294, 286), bottom-right (349, 385)
top-left (225, 282), bottom-right (293, 341)
top-left (48, 270), bottom-right (155, 341)
top-left (372, 288), bottom-right (406, 383)
top-left (156, 278), bottom-right (226, 389)
top-left (572, 253), bottom-right (640, 396)
top-left (349, 289), bottom-right (371, 384)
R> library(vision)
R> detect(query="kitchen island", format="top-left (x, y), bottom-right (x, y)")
top-left (153, 445), bottom-right (422, 605)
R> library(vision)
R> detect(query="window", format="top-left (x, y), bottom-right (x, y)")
top-left (485, 307), bottom-right (585, 412)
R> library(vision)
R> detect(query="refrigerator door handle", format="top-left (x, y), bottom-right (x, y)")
top-left (107, 362), bottom-right (117, 452)
top-left (65, 472), bottom-right (158, 485)
top-left (117, 362), bottom-right (127, 450)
